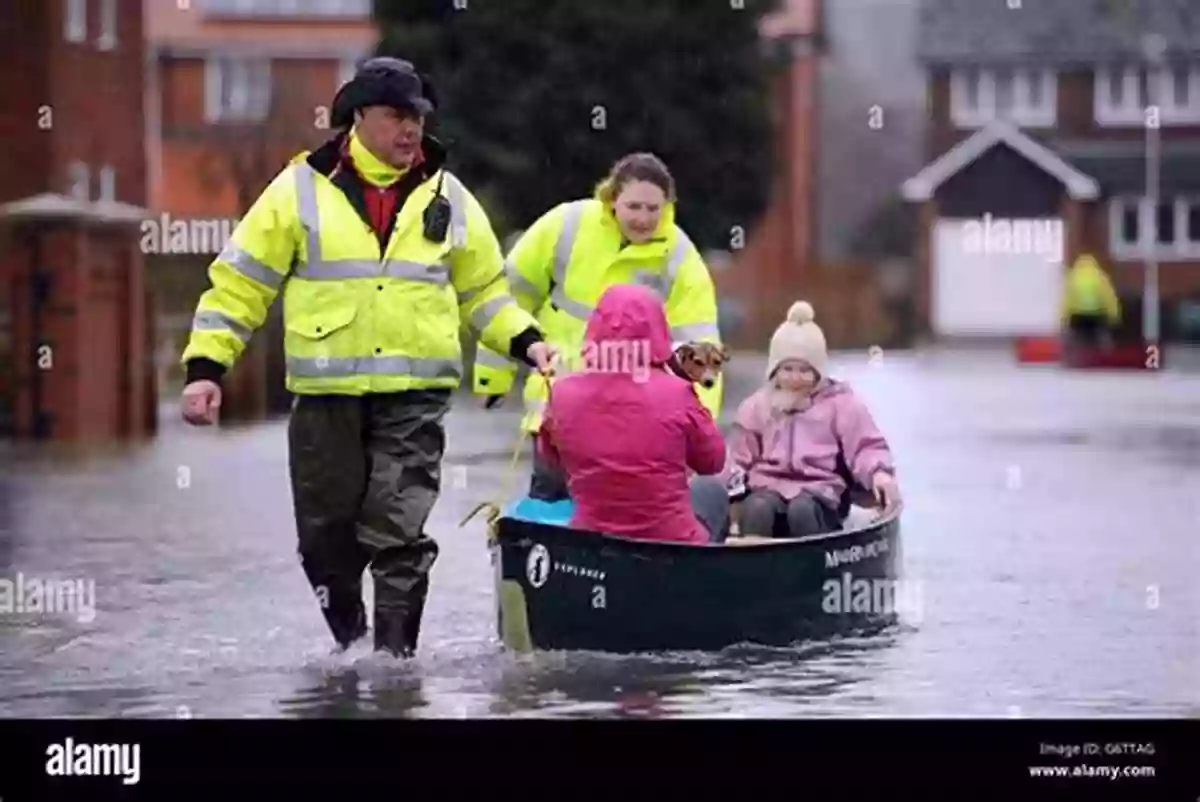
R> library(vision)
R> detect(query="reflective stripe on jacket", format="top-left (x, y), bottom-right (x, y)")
top-left (472, 196), bottom-right (723, 432)
top-left (181, 132), bottom-right (538, 396)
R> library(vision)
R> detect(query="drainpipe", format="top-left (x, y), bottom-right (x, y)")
top-left (1142, 33), bottom-right (1165, 345)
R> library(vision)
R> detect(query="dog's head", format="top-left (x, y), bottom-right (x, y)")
top-left (672, 342), bottom-right (731, 389)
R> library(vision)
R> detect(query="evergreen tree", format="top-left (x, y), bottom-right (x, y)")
top-left (372, 0), bottom-right (781, 249)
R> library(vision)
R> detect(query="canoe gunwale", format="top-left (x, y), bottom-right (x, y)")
top-left (493, 502), bottom-right (902, 551)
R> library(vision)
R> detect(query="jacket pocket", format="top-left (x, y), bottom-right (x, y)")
top-left (285, 300), bottom-right (358, 341)
top-left (284, 301), bottom-right (359, 373)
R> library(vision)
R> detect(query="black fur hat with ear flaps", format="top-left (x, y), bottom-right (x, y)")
top-left (330, 56), bottom-right (439, 129)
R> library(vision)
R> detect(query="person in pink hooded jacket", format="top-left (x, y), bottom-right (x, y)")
top-left (536, 284), bottom-right (731, 544)
top-left (724, 301), bottom-right (901, 539)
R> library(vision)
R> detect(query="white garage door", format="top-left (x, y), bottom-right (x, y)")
top-left (932, 217), bottom-right (1065, 336)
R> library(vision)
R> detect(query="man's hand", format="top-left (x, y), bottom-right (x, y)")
top-left (871, 470), bottom-right (901, 513)
top-left (481, 343), bottom-right (559, 409)
top-left (526, 342), bottom-right (559, 376)
top-left (181, 380), bottom-right (222, 426)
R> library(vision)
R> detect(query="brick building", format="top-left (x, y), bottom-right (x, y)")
top-left (145, 0), bottom-right (376, 417)
top-left (0, 0), bottom-right (154, 440)
top-left (718, 0), bottom-right (921, 351)
top-left (901, 0), bottom-right (1200, 343)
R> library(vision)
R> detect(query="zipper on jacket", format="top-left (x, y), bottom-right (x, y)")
top-left (786, 411), bottom-right (796, 471)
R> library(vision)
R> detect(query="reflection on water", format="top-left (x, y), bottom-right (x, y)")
top-left (481, 635), bottom-right (903, 719)
top-left (283, 663), bottom-right (430, 719)
top-left (266, 633), bottom-right (904, 720)
top-left (0, 354), bottom-right (1197, 718)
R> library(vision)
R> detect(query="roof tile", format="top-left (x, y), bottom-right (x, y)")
top-left (916, 0), bottom-right (1200, 64)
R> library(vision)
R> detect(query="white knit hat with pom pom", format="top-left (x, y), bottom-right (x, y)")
top-left (766, 300), bottom-right (828, 380)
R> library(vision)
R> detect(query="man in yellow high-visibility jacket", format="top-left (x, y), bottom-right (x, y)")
top-left (178, 57), bottom-right (555, 658)
top-left (1062, 253), bottom-right (1122, 349)
top-left (473, 153), bottom-right (724, 501)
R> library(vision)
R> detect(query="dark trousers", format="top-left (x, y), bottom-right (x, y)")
top-left (1067, 312), bottom-right (1112, 347)
top-left (528, 448), bottom-right (570, 502)
top-left (740, 488), bottom-right (842, 539)
top-left (288, 390), bottom-right (449, 656)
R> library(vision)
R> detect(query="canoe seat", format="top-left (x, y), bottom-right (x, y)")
top-left (724, 534), bottom-right (775, 546)
top-left (728, 502), bottom-right (879, 537)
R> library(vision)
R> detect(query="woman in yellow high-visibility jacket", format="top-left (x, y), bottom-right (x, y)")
top-left (473, 152), bottom-right (725, 501)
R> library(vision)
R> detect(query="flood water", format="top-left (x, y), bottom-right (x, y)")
top-left (1, 347), bottom-right (1197, 718)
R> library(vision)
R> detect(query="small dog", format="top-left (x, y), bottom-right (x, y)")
top-left (668, 342), bottom-right (731, 388)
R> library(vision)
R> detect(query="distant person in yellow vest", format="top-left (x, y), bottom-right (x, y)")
top-left (178, 58), bottom-right (555, 658)
top-left (1062, 253), bottom-right (1121, 350)
top-left (472, 153), bottom-right (725, 501)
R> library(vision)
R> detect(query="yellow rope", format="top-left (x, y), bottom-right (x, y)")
top-left (458, 425), bottom-right (532, 546)
top-left (459, 368), bottom-right (554, 546)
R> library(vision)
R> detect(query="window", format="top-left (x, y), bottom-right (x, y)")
top-left (994, 68), bottom-right (1014, 116)
top-left (1109, 196), bottom-right (1200, 259)
top-left (1095, 65), bottom-right (1200, 125)
top-left (67, 162), bottom-right (89, 201)
top-left (204, 56), bottom-right (272, 122)
top-left (950, 67), bottom-right (1057, 127)
top-left (64, 0), bottom-right (86, 43)
top-left (1162, 65), bottom-right (1200, 122)
top-left (1155, 201), bottom-right (1175, 245)
top-left (201, 0), bottom-right (370, 16)
top-left (99, 166), bottom-right (115, 202)
top-left (1171, 67), bottom-right (1190, 106)
top-left (97, 0), bottom-right (116, 49)
top-left (1117, 199), bottom-right (1140, 246)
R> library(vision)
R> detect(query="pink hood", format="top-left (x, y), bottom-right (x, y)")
top-left (537, 284), bottom-right (726, 544)
top-left (581, 283), bottom-right (675, 365)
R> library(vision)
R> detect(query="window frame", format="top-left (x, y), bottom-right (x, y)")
top-left (204, 55), bottom-right (273, 122)
top-left (1095, 64), bottom-right (1200, 126)
top-left (64, 0), bottom-right (86, 43)
top-left (949, 67), bottom-right (1058, 128)
top-left (1109, 195), bottom-right (1200, 260)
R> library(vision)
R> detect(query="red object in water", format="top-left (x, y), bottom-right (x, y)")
top-left (1065, 342), bottom-right (1160, 370)
top-left (1014, 336), bottom-right (1062, 363)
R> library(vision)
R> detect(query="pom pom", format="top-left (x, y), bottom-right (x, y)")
top-left (787, 301), bottom-right (815, 325)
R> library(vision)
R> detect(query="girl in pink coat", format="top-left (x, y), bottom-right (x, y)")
top-left (724, 301), bottom-right (901, 539)
top-left (536, 284), bottom-right (731, 544)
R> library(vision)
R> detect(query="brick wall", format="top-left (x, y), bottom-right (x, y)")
top-left (0, 0), bottom-right (153, 441)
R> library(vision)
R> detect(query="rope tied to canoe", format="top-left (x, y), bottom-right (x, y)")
top-left (459, 365), bottom-right (556, 547)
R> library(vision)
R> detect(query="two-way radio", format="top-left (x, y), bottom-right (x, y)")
top-left (423, 170), bottom-right (452, 243)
